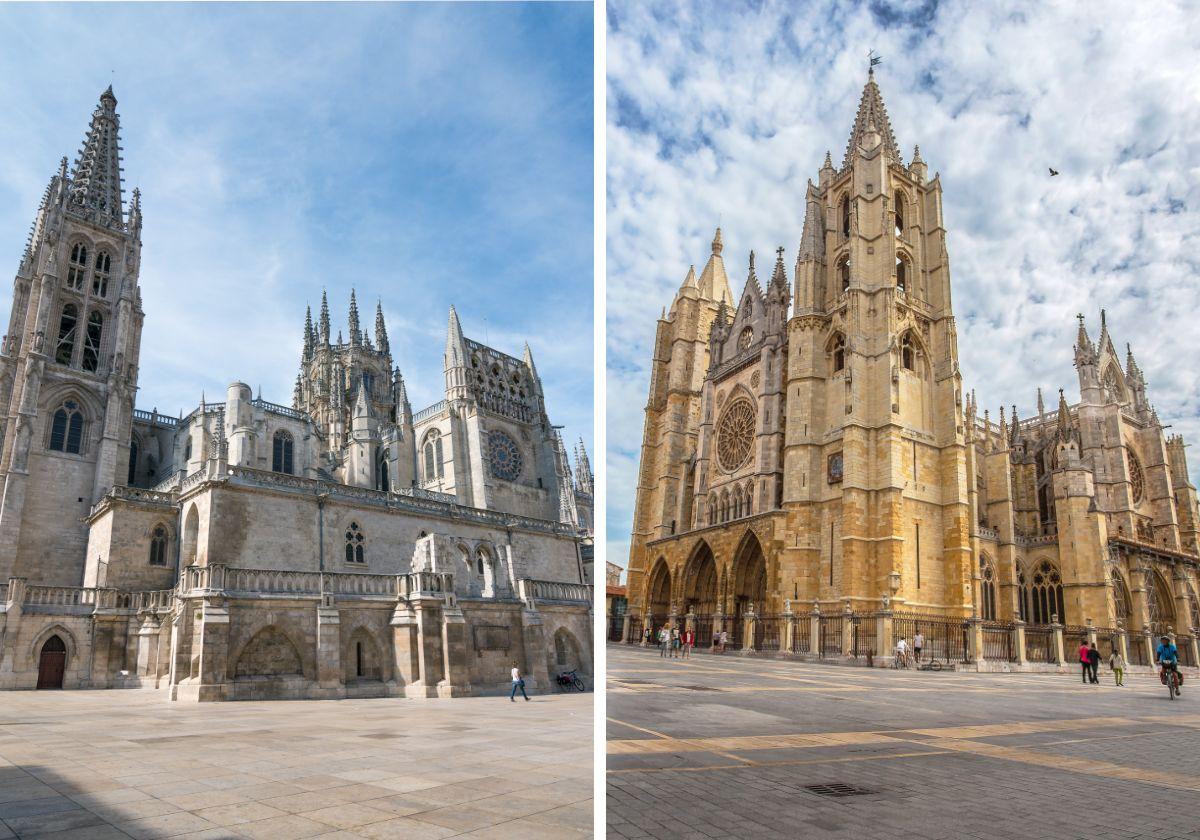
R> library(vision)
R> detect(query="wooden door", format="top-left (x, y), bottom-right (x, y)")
top-left (37, 636), bottom-right (66, 689)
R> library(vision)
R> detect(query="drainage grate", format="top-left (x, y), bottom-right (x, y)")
top-left (803, 783), bottom-right (875, 798)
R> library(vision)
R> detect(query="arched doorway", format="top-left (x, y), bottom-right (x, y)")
top-left (1145, 569), bottom-right (1177, 637)
top-left (646, 557), bottom-right (672, 628)
top-left (37, 635), bottom-right (67, 689)
top-left (681, 541), bottom-right (718, 615)
top-left (730, 532), bottom-right (767, 623)
top-left (181, 504), bottom-right (199, 566)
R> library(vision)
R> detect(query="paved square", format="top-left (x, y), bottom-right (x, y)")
top-left (0, 690), bottom-right (591, 839)
top-left (607, 644), bottom-right (1200, 840)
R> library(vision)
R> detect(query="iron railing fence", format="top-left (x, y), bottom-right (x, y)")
top-left (982, 621), bottom-right (1017, 662)
top-left (893, 612), bottom-right (970, 663)
top-left (755, 615), bottom-right (784, 652)
top-left (818, 613), bottom-right (845, 657)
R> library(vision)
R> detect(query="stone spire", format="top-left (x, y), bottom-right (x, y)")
top-left (712, 227), bottom-right (723, 256)
top-left (842, 69), bottom-right (901, 168)
top-left (1009, 404), bottom-right (1021, 447)
top-left (319, 290), bottom-right (331, 345)
top-left (128, 186), bottom-right (142, 242)
top-left (575, 438), bottom-right (593, 494)
top-left (679, 264), bottom-right (697, 292)
top-left (1074, 313), bottom-right (1096, 367)
top-left (742, 250), bottom-right (763, 300)
top-left (769, 246), bottom-right (789, 293)
top-left (1057, 389), bottom-right (1072, 442)
top-left (375, 299), bottom-right (389, 356)
top-left (348, 289), bottom-right (361, 346)
top-left (797, 192), bottom-right (824, 262)
top-left (445, 305), bottom-right (466, 367)
top-left (997, 406), bottom-right (1008, 452)
top-left (1037, 387), bottom-right (1045, 421)
top-left (1126, 342), bottom-right (1144, 384)
top-left (69, 86), bottom-right (125, 223)
top-left (303, 305), bottom-right (314, 359)
top-left (696, 226), bottom-right (732, 303)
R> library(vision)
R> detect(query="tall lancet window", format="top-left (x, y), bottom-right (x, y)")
top-left (81, 311), bottom-right (103, 372)
top-left (894, 190), bottom-right (905, 238)
top-left (67, 243), bottom-right (88, 290)
top-left (377, 453), bottom-right (389, 492)
top-left (896, 255), bottom-right (907, 294)
top-left (831, 333), bottom-right (846, 373)
top-left (840, 195), bottom-right (850, 238)
top-left (901, 334), bottom-right (915, 371)
top-left (92, 251), bottom-right (111, 297)
top-left (55, 304), bottom-right (78, 366)
top-left (838, 255), bottom-right (850, 293)
top-left (49, 400), bottom-right (85, 454)
top-left (272, 430), bottom-right (294, 474)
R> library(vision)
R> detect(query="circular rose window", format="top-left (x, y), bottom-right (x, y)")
top-left (487, 431), bottom-right (522, 481)
top-left (716, 399), bottom-right (756, 472)
top-left (739, 326), bottom-right (753, 350)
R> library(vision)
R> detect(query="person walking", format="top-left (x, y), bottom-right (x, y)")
top-left (658, 626), bottom-right (668, 657)
top-left (643, 626), bottom-right (652, 646)
top-left (669, 626), bottom-right (680, 659)
top-left (1086, 642), bottom-right (1101, 684)
top-left (718, 629), bottom-right (728, 652)
top-left (1109, 648), bottom-right (1126, 686)
top-left (1078, 641), bottom-right (1091, 684)
top-left (682, 628), bottom-right (694, 659)
top-left (913, 630), bottom-right (924, 664)
top-left (510, 662), bottom-right (529, 702)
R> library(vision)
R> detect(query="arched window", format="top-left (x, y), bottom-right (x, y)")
top-left (55, 305), bottom-right (78, 366)
top-left (901, 333), bottom-right (915, 371)
top-left (128, 438), bottom-right (138, 485)
top-left (980, 556), bottom-right (997, 621)
top-left (894, 190), bottom-right (905, 237)
top-left (67, 243), bottom-right (88, 290)
top-left (345, 522), bottom-right (365, 564)
top-left (745, 481), bottom-right (754, 516)
top-left (92, 251), bottom-right (111, 297)
top-left (831, 333), bottom-right (846, 373)
top-left (840, 194), bottom-right (850, 238)
top-left (149, 525), bottom-right (168, 566)
top-left (272, 430), bottom-right (294, 475)
top-left (1128, 449), bottom-right (1144, 505)
top-left (838, 255), bottom-right (851, 293)
top-left (422, 431), bottom-right (444, 482)
top-left (1112, 570), bottom-right (1132, 627)
top-left (183, 435), bottom-right (193, 462)
top-left (49, 400), bottom-right (85, 454)
top-left (1145, 569), bottom-right (1176, 636)
top-left (376, 454), bottom-right (389, 492)
top-left (81, 311), bottom-right (103, 372)
top-left (1018, 560), bottom-right (1064, 625)
top-left (896, 255), bottom-right (908, 294)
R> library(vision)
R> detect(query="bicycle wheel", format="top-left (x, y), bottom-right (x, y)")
top-left (1169, 672), bottom-right (1177, 700)
top-left (573, 677), bottom-right (585, 691)
top-left (930, 661), bottom-right (943, 672)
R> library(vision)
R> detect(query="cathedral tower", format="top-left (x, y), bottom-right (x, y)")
top-left (0, 88), bottom-right (144, 585)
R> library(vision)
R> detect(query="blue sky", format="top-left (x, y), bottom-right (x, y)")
top-left (607, 0), bottom-right (1200, 569)
top-left (0, 3), bottom-right (593, 462)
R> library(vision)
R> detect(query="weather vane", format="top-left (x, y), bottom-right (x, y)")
top-left (868, 49), bottom-right (882, 71)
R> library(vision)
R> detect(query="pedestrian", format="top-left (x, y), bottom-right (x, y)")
top-left (894, 636), bottom-right (908, 668)
top-left (719, 629), bottom-right (728, 652)
top-left (1078, 641), bottom-right (1090, 684)
top-left (1086, 642), bottom-right (1100, 684)
top-left (669, 626), bottom-right (680, 658)
top-left (682, 627), bottom-right (694, 659)
top-left (1109, 648), bottom-right (1125, 686)
top-left (913, 630), bottom-right (924, 664)
top-left (510, 662), bottom-right (529, 702)
top-left (643, 626), bottom-right (652, 646)
top-left (658, 626), bottom-right (668, 657)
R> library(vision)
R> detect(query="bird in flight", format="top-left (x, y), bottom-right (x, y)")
top-left (1049, 167), bottom-right (1059, 176)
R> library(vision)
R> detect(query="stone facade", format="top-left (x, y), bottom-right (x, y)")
top-left (623, 70), bottom-right (1200, 661)
top-left (0, 89), bottom-right (593, 700)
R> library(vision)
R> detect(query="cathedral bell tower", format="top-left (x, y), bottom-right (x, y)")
top-left (0, 88), bottom-right (145, 586)
top-left (782, 68), bottom-right (970, 611)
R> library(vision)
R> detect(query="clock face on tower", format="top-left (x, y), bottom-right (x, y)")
top-left (487, 430), bottom-right (523, 481)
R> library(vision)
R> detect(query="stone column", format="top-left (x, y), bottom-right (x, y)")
top-left (0, 578), bottom-right (26, 684)
top-left (782, 603), bottom-right (795, 654)
top-left (1051, 620), bottom-right (1065, 666)
top-left (1013, 618), bottom-right (1028, 665)
top-left (135, 614), bottom-right (162, 679)
top-left (316, 596), bottom-right (342, 697)
top-left (966, 617), bottom-right (984, 665)
top-left (1117, 628), bottom-right (1129, 664)
top-left (438, 601), bottom-right (472, 697)
top-left (195, 599), bottom-right (230, 702)
top-left (810, 607), bottom-right (821, 657)
top-left (685, 609), bottom-right (695, 636)
top-left (877, 610), bottom-right (894, 664)
top-left (390, 603), bottom-right (418, 696)
top-left (639, 612), bottom-right (651, 647)
top-left (712, 612), bottom-right (724, 649)
top-left (840, 604), bottom-right (854, 658)
top-left (621, 613), bottom-right (631, 644)
top-left (406, 595), bottom-right (446, 698)
top-left (1142, 631), bottom-right (1156, 666)
top-left (1190, 631), bottom-right (1200, 668)
top-left (1085, 621), bottom-right (1097, 647)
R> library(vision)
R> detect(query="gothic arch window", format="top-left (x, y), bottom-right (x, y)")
top-left (979, 556), bottom-right (997, 621)
top-left (720, 489), bottom-right (730, 523)
top-left (376, 453), bottom-right (389, 492)
top-left (183, 435), bottom-right (193, 462)
top-left (830, 333), bottom-right (846, 373)
top-left (895, 254), bottom-right (908, 294)
top-left (901, 333), bottom-right (915, 371)
top-left (840, 194), bottom-right (850, 238)
top-left (1145, 569), bottom-right (1176, 636)
top-left (128, 437), bottom-right (139, 485)
top-left (1018, 559), bottom-right (1064, 625)
top-left (422, 431), bottom-right (444, 482)
top-left (744, 480), bottom-right (754, 517)
top-left (55, 304), bottom-right (78, 366)
top-left (344, 522), bottom-right (365, 564)
top-left (92, 251), bottom-right (111, 297)
top-left (149, 524), bottom-right (169, 566)
top-left (272, 430), bottom-right (294, 475)
top-left (1103, 365), bottom-right (1125, 403)
top-left (81, 311), bottom-right (103, 372)
top-left (1128, 449), bottom-right (1144, 505)
top-left (1112, 570), bottom-right (1132, 627)
top-left (49, 400), bottom-right (85, 454)
top-left (66, 243), bottom-right (88, 290)
top-left (894, 189), bottom-right (905, 237)
top-left (838, 254), bottom-right (850, 293)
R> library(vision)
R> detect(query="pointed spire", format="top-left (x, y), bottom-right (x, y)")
top-left (911, 145), bottom-right (923, 165)
top-left (303, 305), bottom-right (314, 358)
top-left (446, 305), bottom-right (466, 366)
top-left (997, 406), bottom-right (1008, 451)
top-left (348, 289), bottom-right (361, 346)
top-left (680, 264), bottom-right (697, 291)
top-left (696, 226), bottom-right (732, 303)
top-left (319, 290), bottom-right (330, 344)
top-left (823, 150), bottom-right (834, 170)
top-left (712, 227), bottom-right (723, 256)
top-left (1098, 308), bottom-right (1111, 352)
top-left (741, 250), bottom-right (763, 300)
top-left (1126, 342), bottom-right (1144, 381)
top-left (842, 70), bottom-right (901, 168)
top-left (575, 438), bottom-right (593, 494)
top-left (1057, 388), bottom-right (1072, 442)
top-left (69, 87), bottom-right (125, 223)
top-left (523, 341), bottom-right (538, 376)
top-left (768, 246), bottom-right (789, 300)
top-left (375, 299), bottom-right (389, 355)
top-left (1010, 405), bottom-right (1021, 446)
top-left (798, 194), bottom-right (825, 262)
top-left (1037, 387), bottom-right (1045, 420)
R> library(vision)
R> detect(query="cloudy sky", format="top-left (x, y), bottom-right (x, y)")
top-left (0, 3), bottom-right (593, 460)
top-left (607, 0), bottom-right (1200, 569)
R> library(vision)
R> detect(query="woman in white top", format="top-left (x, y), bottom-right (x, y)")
top-left (510, 662), bottom-right (529, 701)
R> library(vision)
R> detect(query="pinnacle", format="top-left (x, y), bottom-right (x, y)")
top-left (842, 69), bottom-right (901, 169)
top-left (712, 227), bottom-right (723, 256)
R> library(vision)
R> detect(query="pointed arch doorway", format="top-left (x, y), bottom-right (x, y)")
top-left (728, 533), bottom-right (767, 647)
top-left (37, 635), bottom-right (67, 689)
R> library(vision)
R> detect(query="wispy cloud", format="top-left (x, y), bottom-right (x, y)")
top-left (607, 0), bottom-right (1200, 566)
top-left (0, 3), bottom-right (593, 457)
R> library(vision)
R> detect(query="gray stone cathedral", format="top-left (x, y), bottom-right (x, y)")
top-left (0, 88), bottom-right (593, 700)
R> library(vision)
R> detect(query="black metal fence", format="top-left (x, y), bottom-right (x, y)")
top-left (792, 614), bottom-right (812, 653)
top-left (819, 613), bottom-right (845, 657)
top-left (981, 621), bottom-right (1017, 661)
top-left (626, 614), bottom-right (644, 645)
top-left (1130, 636), bottom-right (1150, 666)
top-left (728, 615), bottom-right (745, 650)
top-left (608, 613), bottom-right (626, 642)
top-left (755, 615), bottom-right (784, 652)
top-left (1024, 625), bottom-right (1055, 663)
top-left (850, 613), bottom-right (878, 658)
top-left (894, 612), bottom-right (970, 664)
top-left (692, 614), bottom-right (715, 649)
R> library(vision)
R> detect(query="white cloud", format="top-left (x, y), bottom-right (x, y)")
top-left (606, 0), bottom-right (1200, 566)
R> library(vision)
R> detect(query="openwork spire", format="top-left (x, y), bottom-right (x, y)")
top-left (375, 299), bottom-right (389, 355)
top-left (319, 290), bottom-right (331, 344)
top-left (842, 70), bottom-right (901, 169)
top-left (348, 289), bottom-right (361, 346)
top-left (303, 305), bottom-right (314, 358)
top-left (575, 438), bottom-right (593, 494)
top-left (69, 87), bottom-right (125, 226)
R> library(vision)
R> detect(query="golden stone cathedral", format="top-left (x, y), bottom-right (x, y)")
top-left (623, 69), bottom-right (1200, 656)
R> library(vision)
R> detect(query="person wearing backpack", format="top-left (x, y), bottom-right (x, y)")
top-left (1109, 648), bottom-right (1126, 686)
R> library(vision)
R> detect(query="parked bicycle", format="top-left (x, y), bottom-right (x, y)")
top-left (556, 669), bottom-right (586, 692)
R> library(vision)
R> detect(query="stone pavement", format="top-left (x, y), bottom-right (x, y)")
top-left (607, 643), bottom-right (1200, 840)
top-left (0, 689), bottom-right (591, 839)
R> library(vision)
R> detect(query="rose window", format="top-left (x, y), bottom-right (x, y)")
top-left (738, 326), bottom-right (753, 351)
top-left (487, 430), bottom-right (522, 481)
top-left (716, 399), bottom-right (756, 472)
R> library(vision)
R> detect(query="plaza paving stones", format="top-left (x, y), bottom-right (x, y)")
top-left (0, 689), bottom-right (591, 838)
top-left (607, 644), bottom-right (1200, 839)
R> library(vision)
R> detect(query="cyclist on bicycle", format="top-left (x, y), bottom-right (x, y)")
top-left (1157, 635), bottom-right (1181, 694)
top-left (894, 636), bottom-right (909, 668)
